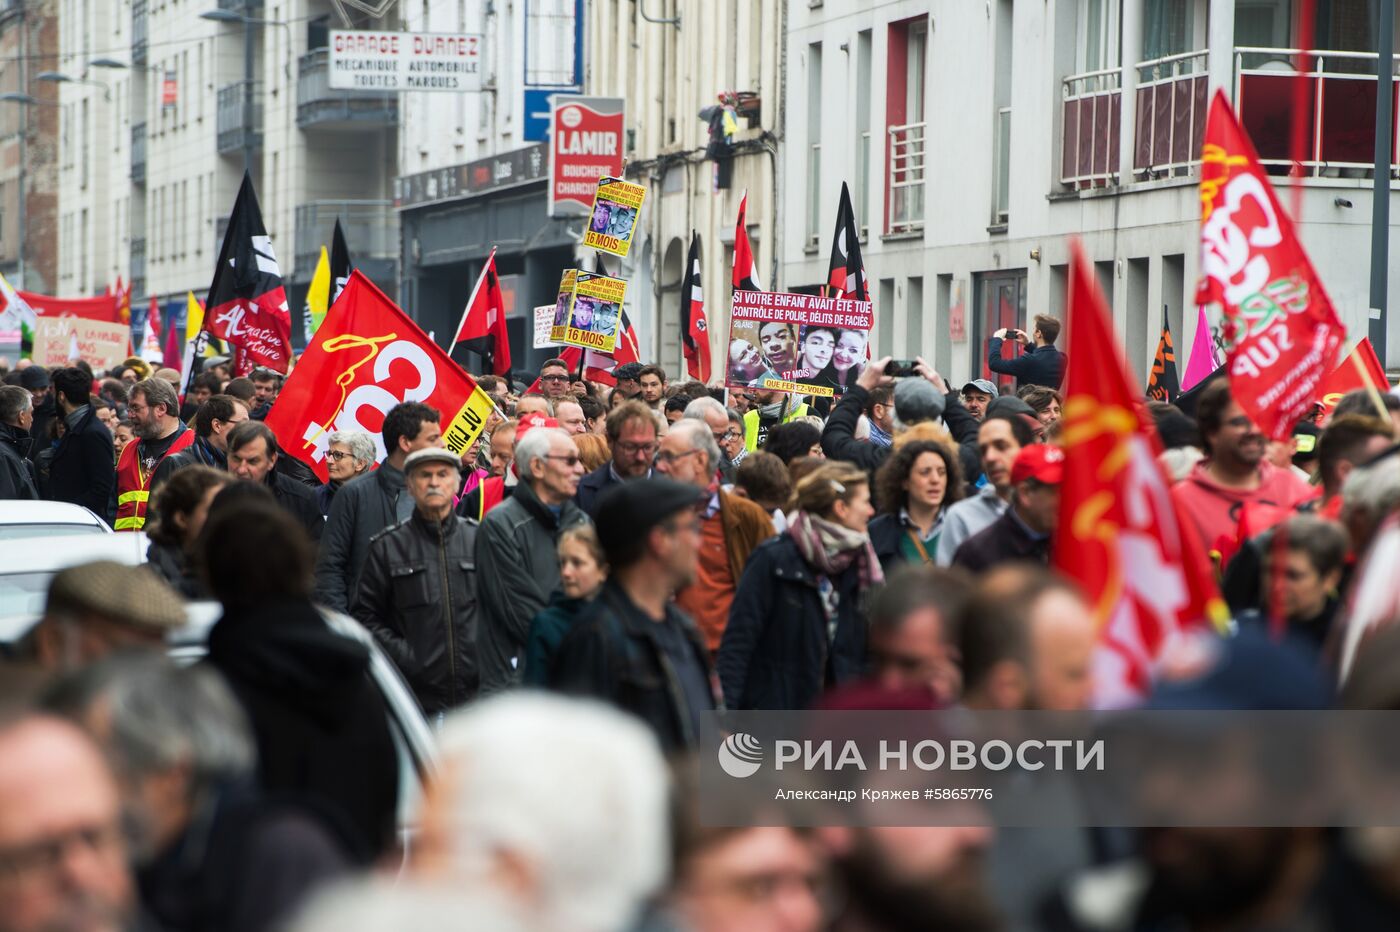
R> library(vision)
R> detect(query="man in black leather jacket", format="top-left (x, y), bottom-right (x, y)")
top-left (354, 447), bottom-right (479, 716)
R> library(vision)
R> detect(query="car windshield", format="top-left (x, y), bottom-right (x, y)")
top-left (0, 524), bottom-right (105, 541)
top-left (0, 571), bottom-right (58, 618)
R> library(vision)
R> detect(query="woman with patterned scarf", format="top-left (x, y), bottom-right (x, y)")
top-left (717, 462), bottom-right (882, 710)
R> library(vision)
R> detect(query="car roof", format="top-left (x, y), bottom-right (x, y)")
top-left (0, 501), bottom-right (108, 527)
top-left (0, 534), bottom-right (148, 573)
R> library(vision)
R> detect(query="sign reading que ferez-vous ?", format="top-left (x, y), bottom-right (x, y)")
top-left (329, 30), bottom-right (482, 92)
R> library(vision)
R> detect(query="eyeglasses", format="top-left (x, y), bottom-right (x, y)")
top-left (540, 374), bottom-right (569, 383)
top-left (617, 440), bottom-right (659, 457)
top-left (326, 450), bottom-right (354, 462)
top-left (713, 430), bottom-right (741, 444)
top-left (543, 453), bottom-right (581, 467)
top-left (655, 448), bottom-right (705, 467)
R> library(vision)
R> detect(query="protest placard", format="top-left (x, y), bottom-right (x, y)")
top-left (726, 290), bottom-right (874, 397)
top-left (31, 317), bottom-right (130, 371)
top-left (551, 271), bottom-right (627, 353)
top-left (582, 177), bottom-right (646, 258)
top-left (533, 304), bottom-right (561, 349)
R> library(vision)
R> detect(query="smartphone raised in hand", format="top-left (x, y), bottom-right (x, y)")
top-left (886, 360), bottom-right (919, 378)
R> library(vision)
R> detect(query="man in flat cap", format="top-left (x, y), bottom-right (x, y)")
top-left (31, 560), bottom-right (186, 671)
top-left (354, 447), bottom-right (480, 718)
top-left (549, 477), bottom-right (716, 751)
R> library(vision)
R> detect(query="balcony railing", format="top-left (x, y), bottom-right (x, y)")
top-left (130, 123), bottom-right (146, 184)
top-left (1236, 47), bottom-right (1400, 176)
top-left (294, 200), bottom-right (397, 278)
top-left (1061, 67), bottom-right (1121, 188)
top-left (886, 121), bottom-right (926, 234)
top-left (132, 0), bottom-right (147, 64)
top-left (1134, 50), bottom-right (1209, 179)
top-left (130, 238), bottom-right (146, 288)
top-left (297, 49), bottom-right (398, 128)
top-left (216, 81), bottom-right (263, 155)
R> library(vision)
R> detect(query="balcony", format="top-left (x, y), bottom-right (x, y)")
top-left (130, 123), bottom-right (146, 185)
top-left (1061, 67), bottom-right (1121, 189)
top-left (1134, 51), bottom-right (1208, 180)
top-left (1236, 47), bottom-right (1400, 176)
top-left (297, 49), bottom-right (398, 129)
top-left (294, 200), bottom-right (397, 282)
top-left (216, 81), bottom-right (263, 156)
top-left (886, 121), bottom-right (926, 234)
top-left (218, 0), bottom-right (261, 10)
top-left (130, 238), bottom-right (146, 294)
top-left (132, 0), bottom-right (147, 64)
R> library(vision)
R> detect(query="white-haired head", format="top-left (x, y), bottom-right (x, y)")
top-left (513, 427), bottom-right (572, 488)
top-left (420, 693), bottom-right (670, 932)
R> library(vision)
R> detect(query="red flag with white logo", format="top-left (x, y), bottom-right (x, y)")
top-left (203, 172), bottom-right (293, 375)
top-left (680, 232), bottom-right (711, 382)
top-left (1058, 240), bottom-right (1228, 707)
top-left (453, 246), bottom-right (512, 376)
top-left (1196, 90), bottom-right (1345, 441)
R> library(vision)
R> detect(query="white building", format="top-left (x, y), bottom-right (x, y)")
top-left (781, 0), bottom-right (1400, 391)
top-left (579, 0), bottom-right (782, 374)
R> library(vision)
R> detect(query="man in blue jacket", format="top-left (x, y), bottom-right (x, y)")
top-left (987, 314), bottom-right (1066, 390)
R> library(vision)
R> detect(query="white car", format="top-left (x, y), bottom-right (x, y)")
top-left (0, 500), bottom-right (112, 541)
top-left (0, 533), bottom-right (150, 633)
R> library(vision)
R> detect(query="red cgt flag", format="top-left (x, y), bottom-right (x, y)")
top-left (1056, 241), bottom-right (1228, 708)
top-left (266, 270), bottom-right (495, 483)
top-left (1318, 337), bottom-right (1391, 419)
top-left (1196, 89), bottom-right (1345, 441)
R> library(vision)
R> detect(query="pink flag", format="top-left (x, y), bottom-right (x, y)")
top-left (1181, 304), bottom-right (1219, 392)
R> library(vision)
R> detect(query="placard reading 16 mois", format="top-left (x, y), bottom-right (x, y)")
top-left (329, 31), bottom-right (483, 92)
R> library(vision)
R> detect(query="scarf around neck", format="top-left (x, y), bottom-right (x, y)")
top-left (788, 510), bottom-right (884, 591)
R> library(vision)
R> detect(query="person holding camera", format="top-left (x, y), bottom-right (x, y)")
top-left (987, 314), bottom-right (1066, 390)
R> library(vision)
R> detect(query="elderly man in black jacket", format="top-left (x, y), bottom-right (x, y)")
top-left (315, 402), bottom-right (443, 612)
top-left (46, 367), bottom-right (115, 520)
top-left (0, 385), bottom-right (37, 499)
top-left (354, 447), bottom-right (479, 717)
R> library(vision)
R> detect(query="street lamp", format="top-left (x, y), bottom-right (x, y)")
top-left (200, 7), bottom-right (292, 177)
top-left (36, 71), bottom-right (112, 101)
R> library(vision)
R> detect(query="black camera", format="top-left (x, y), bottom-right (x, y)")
top-left (886, 360), bottom-right (919, 378)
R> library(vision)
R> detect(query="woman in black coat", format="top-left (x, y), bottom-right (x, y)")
top-left (146, 465), bottom-right (233, 598)
top-left (717, 461), bottom-right (882, 710)
top-left (867, 438), bottom-right (964, 576)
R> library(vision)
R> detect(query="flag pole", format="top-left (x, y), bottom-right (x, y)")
top-left (1351, 344), bottom-right (1391, 421)
top-left (452, 246), bottom-right (497, 352)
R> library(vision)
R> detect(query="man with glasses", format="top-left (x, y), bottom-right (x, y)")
top-left (575, 400), bottom-right (658, 517)
top-left (0, 712), bottom-right (138, 932)
top-left (655, 418), bottom-right (774, 652)
top-left (1170, 379), bottom-right (1314, 559)
top-left (536, 358), bottom-right (572, 403)
top-left (683, 396), bottom-right (738, 482)
top-left (476, 425), bottom-right (589, 693)
top-left (550, 478), bottom-right (717, 751)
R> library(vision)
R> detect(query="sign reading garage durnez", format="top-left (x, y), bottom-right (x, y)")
top-left (329, 30), bottom-right (483, 92)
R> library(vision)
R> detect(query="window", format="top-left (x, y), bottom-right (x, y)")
top-left (1143, 0), bottom-right (1193, 61)
top-left (885, 18), bottom-right (927, 233)
top-left (854, 30), bottom-right (871, 235)
top-left (525, 0), bottom-right (580, 86)
top-left (1078, 0), bottom-right (1120, 73)
top-left (80, 99), bottom-right (89, 189)
top-left (805, 42), bottom-right (822, 245)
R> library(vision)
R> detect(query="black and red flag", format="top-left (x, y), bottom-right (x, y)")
top-left (203, 171), bottom-right (294, 375)
top-left (453, 246), bottom-right (512, 376)
top-left (330, 218), bottom-right (353, 305)
top-left (826, 181), bottom-right (869, 301)
top-left (732, 189), bottom-right (763, 292)
top-left (680, 231), bottom-right (711, 382)
top-left (1145, 310), bottom-right (1181, 402)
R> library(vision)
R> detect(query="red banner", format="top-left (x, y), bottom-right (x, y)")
top-left (1057, 241), bottom-right (1227, 708)
top-left (21, 291), bottom-right (121, 323)
top-left (265, 270), bottom-right (495, 483)
top-left (1318, 337), bottom-right (1390, 419)
top-left (1196, 89), bottom-right (1345, 441)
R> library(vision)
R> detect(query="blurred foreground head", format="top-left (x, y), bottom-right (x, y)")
top-left (414, 693), bottom-right (671, 932)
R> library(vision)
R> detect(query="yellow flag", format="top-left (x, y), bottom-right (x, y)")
top-left (305, 246), bottom-right (331, 337)
top-left (185, 291), bottom-right (203, 343)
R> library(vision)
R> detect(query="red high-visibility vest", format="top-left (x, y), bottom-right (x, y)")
top-left (114, 428), bottom-right (195, 531)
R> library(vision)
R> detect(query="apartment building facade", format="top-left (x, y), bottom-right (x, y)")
top-left (0, 0), bottom-right (58, 295)
top-left (781, 0), bottom-right (1400, 391)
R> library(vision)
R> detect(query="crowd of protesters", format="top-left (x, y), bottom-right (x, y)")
top-left (5, 321), bottom-right (1400, 932)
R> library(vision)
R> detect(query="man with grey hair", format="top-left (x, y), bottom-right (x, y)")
top-left (317, 430), bottom-right (376, 517)
top-left (43, 654), bottom-right (348, 932)
top-left (683, 395), bottom-right (738, 482)
top-left (417, 693), bottom-right (669, 931)
top-left (655, 417), bottom-right (774, 651)
top-left (476, 425), bottom-right (588, 692)
top-left (0, 383), bottom-right (38, 499)
top-left (116, 377), bottom-right (195, 532)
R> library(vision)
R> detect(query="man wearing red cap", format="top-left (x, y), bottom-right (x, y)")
top-left (952, 444), bottom-right (1062, 573)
